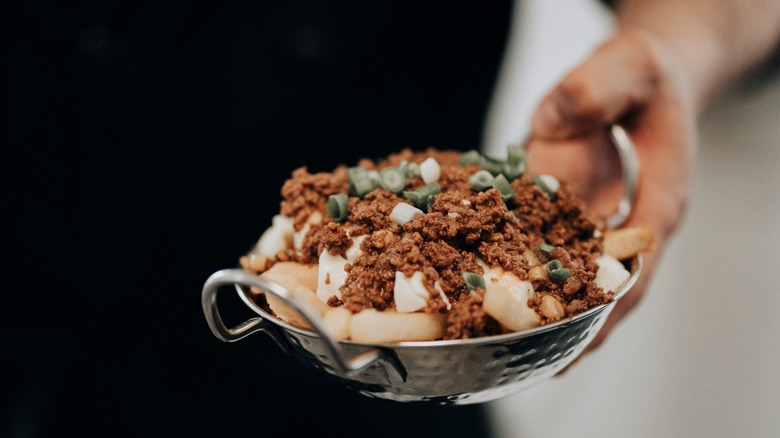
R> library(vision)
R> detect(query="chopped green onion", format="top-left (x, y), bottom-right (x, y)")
top-left (403, 182), bottom-right (441, 211)
top-left (390, 202), bottom-right (423, 225)
top-left (348, 166), bottom-right (376, 198)
top-left (348, 165), bottom-right (367, 180)
top-left (327, 193), bottom-right (350, 222)
top-left (411, 182), bottom-right (442, 198)
top-left (462, 272), bottom-right (485, 292)
top-left (532, 175), bottom-right (560, 200)
top-left (379, 167), bottom-right (406, 194)
top-left (547, 260), bottom-right (571, 283)
top-left (534, 242), bottom-right (556, 262)
top-left (367, 170), bottom-right (380, 187)
top-left (468, 170), bottom-right (494, 191)
top-left (459, 150), bottom-right (481, 166)
top-left (407, 162), bottom-right (421, 177)
top-left (420, 157), bottom-right (440, 184)
top-left (398, 160), bottom-right (409, 175)
top-left (491, 174), bottom-right (515, 202)
top-left (506, 143), bottom-right (526, 167)
top-left (501, 161), bottom-right (525, 181)
top-left (479, 155), bottom-right (504, 175)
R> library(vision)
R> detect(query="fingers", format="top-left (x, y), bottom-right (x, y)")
top-left (531, 30), bottom-right (662, 140)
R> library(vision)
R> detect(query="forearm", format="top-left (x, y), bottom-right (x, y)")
top-left (614, 0), bottom-right (780, 112)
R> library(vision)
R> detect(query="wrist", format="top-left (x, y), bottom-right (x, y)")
top-left (616, 26), bottom-right (715, 116)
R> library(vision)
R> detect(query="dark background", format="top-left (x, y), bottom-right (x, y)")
top-left (4, 1), bottom-right (512, 436)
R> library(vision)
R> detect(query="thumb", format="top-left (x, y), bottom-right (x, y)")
top-left (531, 31), bottom-right (661, 140)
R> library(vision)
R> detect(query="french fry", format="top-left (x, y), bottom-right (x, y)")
top-left (603, 226), bottom-right (656, 260)
top-left (261, 266), bottom-right (329, 329)
top-left (482, 271), bottom-right (541, 332)
top-left (349, 309), bottom-right (446, 344)
top-left (261, 261), bottom-right (319, 291)
top-left (323, 307), bottom-right (352, 340)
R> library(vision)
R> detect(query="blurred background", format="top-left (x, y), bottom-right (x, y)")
top-left (485, 3), bottom-right (780, 438)
top-left (4, 1), bottom-right (779, 437)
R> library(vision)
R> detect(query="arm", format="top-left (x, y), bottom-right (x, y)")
top-left (528, 0), bottom-right (780, 350)
top-left (616, 0), bottom-right (780, 112)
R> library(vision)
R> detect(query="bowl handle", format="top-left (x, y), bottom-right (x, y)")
top-left (606, 124), bottom-right (639, 228)
top-left (202, 269), bottom-right (388, 376)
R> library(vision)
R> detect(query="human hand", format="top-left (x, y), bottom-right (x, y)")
top-left (526, 30), bottom-right (697, 352)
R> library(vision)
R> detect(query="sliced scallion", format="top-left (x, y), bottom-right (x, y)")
top-left (407, 162), bottom-right (421, 177)
top-left (379, 167), bottom-right (406, 194)
top-left (479, 155), bottom-right (504, 175)
top-left (327, 193), bottom-right (350, 222)
top-left (492, 174), bottom-right (515, 202)
top-left (348, 165), bottom-right (367, 180)
top-left (468, 170), bottom-right (494, 191)
top-left (398, 160), bottom-right (409, 176)
top-left (459, 150), bottom-right (481, 166)
top-left (501, 161), bottom-right (525, 181)
top-left (532, 174), bottom-right (560, 200)
top-left (507, 143), bottom-right (526, 166)
top-left (534, 242), bottom-right (556, 262)
top-left (462, 272), bottom-right (486, 292)
top-left (390, 202), bottom-right (423, 225)
top-left (547, 260), bottom-right (571, 283)
top-left (502, 141), bottom-right (527, 180)
top-left (403, 182), bottom-right (441, 211)
top-left (367, 170), bottom-right (380, 187)
top-left (348, 166), bottom-right (376, 198)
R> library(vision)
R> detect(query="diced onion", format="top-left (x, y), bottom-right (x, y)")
top-left (420, 157), bottom-right (440, 184)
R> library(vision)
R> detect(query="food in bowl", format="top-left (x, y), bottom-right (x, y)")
top-left (238, 147), bottom-right (653, 343)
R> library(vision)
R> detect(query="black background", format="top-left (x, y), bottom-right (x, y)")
top-left (4, 1), bottom-right (512, 436)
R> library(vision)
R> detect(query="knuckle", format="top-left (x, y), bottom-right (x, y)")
top-left (558, 75), bottom-right (606, 121)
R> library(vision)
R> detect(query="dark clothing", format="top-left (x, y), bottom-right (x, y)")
top-left (5, 2), bottom-right (511, 437)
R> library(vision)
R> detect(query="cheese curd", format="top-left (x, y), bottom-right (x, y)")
top-left (254, 215), bottom-right (294, 257)
top-left (316, 250), bottom-right (349, 303)
top-left (593, 254), bottom-right (630, 292)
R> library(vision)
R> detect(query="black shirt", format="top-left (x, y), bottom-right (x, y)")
top-left (5, 2), bottom-right (511, 436)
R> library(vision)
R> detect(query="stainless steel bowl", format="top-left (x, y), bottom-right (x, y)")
top-left (202, 256), bottom-right (638, 405)
top-left (201, 125), bottom-right (641, 405)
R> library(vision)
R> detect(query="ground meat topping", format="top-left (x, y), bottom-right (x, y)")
top-left (254, 148), bottom-right (617, 339)
top-left (444, 288), bottom-right (503, 340)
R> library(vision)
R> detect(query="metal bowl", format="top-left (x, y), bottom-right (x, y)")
top-left (202, 256), bottom-right (638, 405)
top-left (201, 125), bottom-right (641, 405)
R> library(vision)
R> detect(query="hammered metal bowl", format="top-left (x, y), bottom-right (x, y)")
top-left (201, 125), bottom-right (641, 405)
top-left (202, 257), bottom-right (638, 405)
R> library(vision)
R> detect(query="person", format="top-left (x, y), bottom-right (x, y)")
top-left (524, 0), bottom-right (780, 354)
top-left (5, 1), bottom-right (779, 437)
